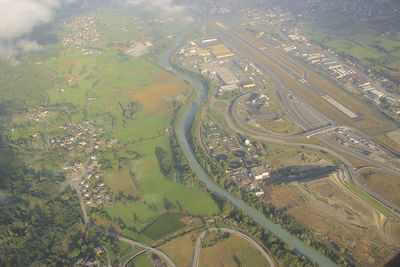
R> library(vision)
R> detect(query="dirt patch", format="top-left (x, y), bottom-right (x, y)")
top-left (130, 82), bottom-right (185, 113)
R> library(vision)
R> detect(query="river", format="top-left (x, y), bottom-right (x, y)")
top-left (158, 32), bottom-right (337, 267)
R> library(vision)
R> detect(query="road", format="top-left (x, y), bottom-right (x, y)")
top-left (219, 98), bottom-right (400, 214)
top-left (191, 228), bottom-right (276, 267)
top-left (100, 245), bottom-right (112, 267)
top-left (123, 250), bottom-right (147, 267)
top-left (207, 21), bottom-right (400, 214)
top-left (208, 22), bottom-right (334, 133)
top-left (95, 227), bottom-right (177, 267)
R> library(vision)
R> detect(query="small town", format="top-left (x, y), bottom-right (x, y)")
top-left (26, 107), bottom-right (113, 207)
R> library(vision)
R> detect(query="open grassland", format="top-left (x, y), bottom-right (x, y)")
top-left (357, 169), bottom-right (400, 207)
top-left (104, 168), bottom-right (139, 198)
top-left (376, 133), bottom-right (400, 154)
top-left (199, 234), bottom-right (270, 267)
top-left (392, 224), bottom-right (400, 242)
top-left (160, 232), bottom-right (196, 266)
top-left (141, 213), bottom-right (186, 241)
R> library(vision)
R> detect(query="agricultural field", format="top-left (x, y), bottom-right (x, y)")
top-left (300, 10), bottom-right (400, 85)
top-left (141, 213), bottom-right (186, 241)
top-left (199, 234), bottom-right (270, 267)
top-left (129, 253), bottom-right (152, 267)
top-left (160, 232), bottom-right (197, 266)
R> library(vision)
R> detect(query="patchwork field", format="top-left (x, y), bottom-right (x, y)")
top-left (42, 9), bottom-right (219, 246)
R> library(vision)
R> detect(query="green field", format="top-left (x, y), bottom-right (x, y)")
top-left (132, 137), bottom-right (219, 216)
top-left (141, 213), bottom-right (186, 240)
top-left (131, 253), bottom-right (152, 267)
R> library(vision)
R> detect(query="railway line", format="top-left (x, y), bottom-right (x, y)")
top-left (207, 20), bottom-right (400, 214)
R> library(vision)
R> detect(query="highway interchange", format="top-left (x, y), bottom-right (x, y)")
top-left (207, 20), bottom-right (400, 214)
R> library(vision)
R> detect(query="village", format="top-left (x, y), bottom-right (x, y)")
top-left (26, 107), bottom-right (113, 207)
top-left (62, 15), bottom-right (102, 55)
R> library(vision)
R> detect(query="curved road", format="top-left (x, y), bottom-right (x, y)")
top-left (191, 228), bottom-right (276, 267)
top-left (95, 227), bottom-right (176, 267)
top-left (212, 25), bottom-right (400, 214)
top-left (100, 245), bottom-right (112, 267)
top-left (221, 101), bottom-right (400, 213)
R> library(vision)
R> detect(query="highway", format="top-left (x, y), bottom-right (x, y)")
top-left (221, 100), bottom-right (400, 214)
top-left (191, 228), bottom-right (276, 267)
top-left (208, 22), bottom-right (334, 133)
top-left (206, 21), bottom-right (400, 214)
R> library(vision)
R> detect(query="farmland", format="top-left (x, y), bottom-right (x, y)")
top-left (141, 213), bottom-right (186, 241)
top-left (160, 233), bottom-right (196, 266)
top-left (27, 8), bottom-right (219, 246)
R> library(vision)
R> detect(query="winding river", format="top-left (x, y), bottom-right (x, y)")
top-left (159, 33), bottom-right (337, 267)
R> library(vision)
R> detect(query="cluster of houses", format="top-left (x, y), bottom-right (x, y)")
top-left (75, 247), bottom-right (104, 266)
top-left (203, 122), bottom-right (271, 198)
top-left (26, 107), bottom-right (49, 123)
top-left (27, 107), bottom-right (113, 207)
top-left (239, 6), bottom-right (294, 25)
top-left (80, 173), bottom-right (111, 206)
top-left (50, 120), bottom-right (104, 151)
top-left (62, 15), bottom-right (101, 53)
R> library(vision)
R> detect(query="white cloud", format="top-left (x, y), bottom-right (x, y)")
top-left (125, 0), bottom-right (186, 15)
top-left (0, 0), bottom-right (78, 60)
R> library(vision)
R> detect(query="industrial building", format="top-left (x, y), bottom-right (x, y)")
top-left (209, 44), bottom-right (235, 59)
top-left (251, 166), bottom-right (270, 180)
